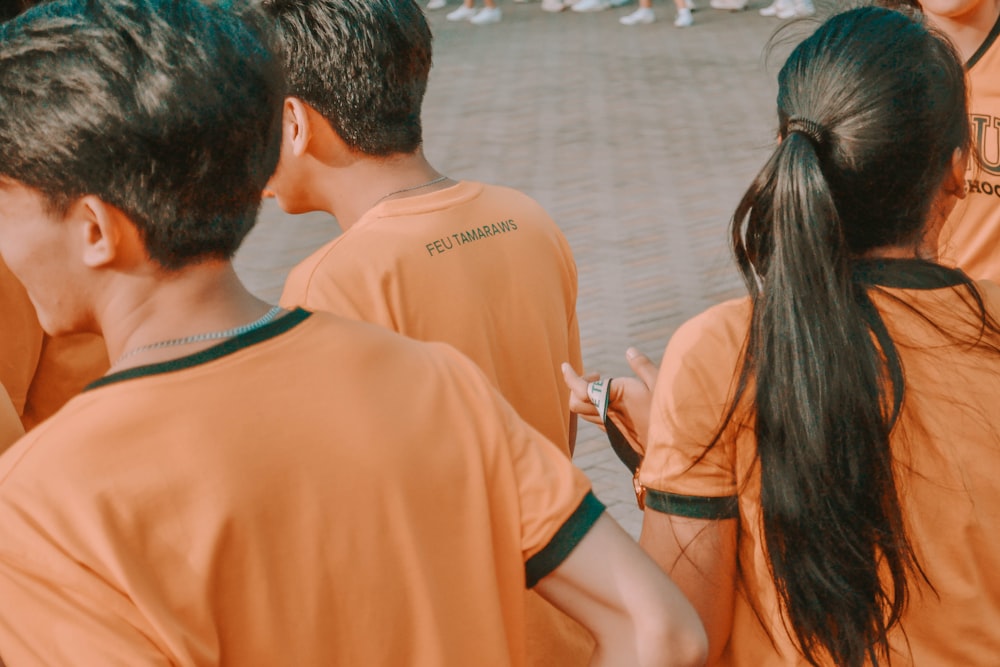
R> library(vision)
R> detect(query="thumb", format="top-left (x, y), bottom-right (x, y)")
top-left (626, 347), bottom-right (659, 390)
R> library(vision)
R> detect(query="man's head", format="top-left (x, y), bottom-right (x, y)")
top-left (0, 0), bottom-right (283, 274)
top-left (260, 0), bottom-right (432, 157)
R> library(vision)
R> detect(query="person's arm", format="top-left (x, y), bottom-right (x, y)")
top-left (562, 347), bottom-right (660, 454)
top-left (534, 513), bottom-right (708, 667)
top-left (633, 300), bottom-right (749, 663)
top-left (640, 511), bottom-right (737, 664)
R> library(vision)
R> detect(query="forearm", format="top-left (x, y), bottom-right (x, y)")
top-left (536, 514), bottom-right (708, 667)
top-left (640, 512), bottom-right (737, 664)
top-left (586, 606), bottom-right (707, 667)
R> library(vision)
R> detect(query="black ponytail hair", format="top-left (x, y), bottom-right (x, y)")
top-left (728, 7), bottom-right (970, 666)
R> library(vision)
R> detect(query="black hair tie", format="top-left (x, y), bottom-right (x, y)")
top-left (786, 117), bottom-right (827, 148)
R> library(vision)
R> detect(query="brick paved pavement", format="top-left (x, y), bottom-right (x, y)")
top-left (235, 1), bottom-right (836, 537)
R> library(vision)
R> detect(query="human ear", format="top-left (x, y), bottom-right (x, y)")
top-left (284, 96), bottom-right (313, 158)
top-left (70, 196), bottom-right (127, 269)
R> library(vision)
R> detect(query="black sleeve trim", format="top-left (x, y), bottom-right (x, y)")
top-left (643, 488), bottom-right (738, 520)
top-left (525, 492), bottom-right (605, 588)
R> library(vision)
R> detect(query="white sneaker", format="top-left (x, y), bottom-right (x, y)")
top-left (446, 4), bottom-right (477, 19)
top-left (775, 0), bottom-right (813, 17)
top-left (758, 0), bottom-right (789, 15)
top-left (709, 0), bottom-right (745, 9)
top-left (470, 6), bottom-right (502, 23)
top-left (619, 7), bottom-right (654, 23)
top-left (427, 0), bottom-right (447, 8)
top-left (541, 0), bottom-right (567, 10)
top-left (674, 7), bottom-right (693, 25)
top-left (572, 0), bottom-right (611, 11)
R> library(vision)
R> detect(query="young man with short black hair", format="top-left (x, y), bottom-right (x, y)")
top-left (262, 1), bottom-right (597, 660)
top-left (0, 1), bottom-right (706, 664)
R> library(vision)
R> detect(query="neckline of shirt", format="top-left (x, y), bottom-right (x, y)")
top-left (84, 308), bottom-right (312, 392)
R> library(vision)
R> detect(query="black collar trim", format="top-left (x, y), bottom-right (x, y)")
top-left (851, 258), bottom-right (968, 290)
top-left (86, 308), bottom-right (312, 392)
top-left (966, 9), bottom-right (1000, 70)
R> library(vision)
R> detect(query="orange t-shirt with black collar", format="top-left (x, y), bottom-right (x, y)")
top-left (0, 310), bottom-right (602, 666)
top-left (640, 266), bottom-right (1000, 665)
top-left (938, 12), bottom-right (1000, 281)
top-left (280, 182), bottom-right (591, 665)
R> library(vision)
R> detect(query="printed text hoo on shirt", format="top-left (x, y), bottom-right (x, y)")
top-left (425, 219), bottom-right (519, 257)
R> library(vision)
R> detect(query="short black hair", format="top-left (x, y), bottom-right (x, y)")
top-left (0, 0), bottom-right (42, 22)
top-left (260, 0), bottom-right (432, 157)
top-left (0, 0), bottom-right (284, 270)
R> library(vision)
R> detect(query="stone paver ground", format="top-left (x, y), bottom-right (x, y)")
top-left (235, 1), bottom-right (838, 537)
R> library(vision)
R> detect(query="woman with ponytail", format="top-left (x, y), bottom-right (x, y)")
top-left (567, 6), bottom-right (1000, 665)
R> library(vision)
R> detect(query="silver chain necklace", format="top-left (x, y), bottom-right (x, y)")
top-left (371, 175), bottom-right (448, 208)
top-left (113, 306), bottom-right (282, 367)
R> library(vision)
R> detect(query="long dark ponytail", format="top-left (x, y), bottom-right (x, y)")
top-left (729, 8), bottom-right (970, 666)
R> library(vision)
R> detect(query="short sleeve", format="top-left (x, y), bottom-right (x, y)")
top-left (0, 533), bottom-right (171, 665)
top-left (437, 345), bottom-right (603, 588)
top-left (506, 412), bottom-right (603, 586)
top-left (638, 299), bottom-right (750, 517)
top-left (279, 238), bottom-right (348, 313)
top-left (280, 237), bottom-right (399, 330)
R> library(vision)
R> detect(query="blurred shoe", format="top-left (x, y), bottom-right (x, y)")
top-left (446, 4), bottom-right (477, 19)
top-left (776, 0), bottom-right (813, 17)
top-left (674, 7), bottom-right (693, 25)
top-left (470, 6), bottom-right (502, 23)
top-left (541, 0), bottom-right (567, 10)
top-left (619, 7), bottom-right (654, 23)
top-left (573, 0), bottom-right (611, 11)
top-left (758, 0), bottom-right (789, 15)
top-left (709, 0), bottom-right (745, 8)
top-left (427, 0), bottom-right (447, 8)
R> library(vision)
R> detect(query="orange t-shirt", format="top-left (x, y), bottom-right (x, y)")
top-left (0, 257), bottom-right (43, 419)
top-left (937, 13), bottom-right (1000, 281)
top-left (0, 310), bottom-right (602, 666)
top-left (280, 182), bottom-right (591, 665)
top-left (0, 384), bottom-right (22, 454)
top-left (20, 332), bottom-right (109, 430)
top-left (280, 181), bottom-right (582, 455)
top-left (640, 276), bottom-right (1000, 665)
top-left (0, 257), bottom-right (108, 429)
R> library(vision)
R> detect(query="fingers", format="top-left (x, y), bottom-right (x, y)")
top-left (561, 362), bottom-right (590, 397)
top-left (562, 362), bottom-right (600, 420)
top-left (626, 347), bottom-right (660, 390)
